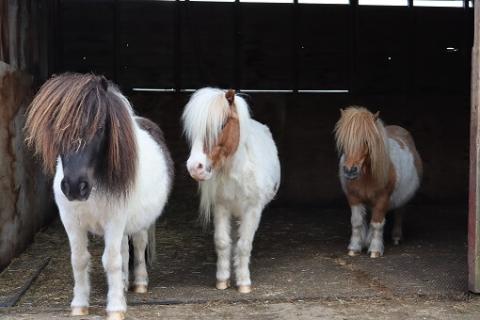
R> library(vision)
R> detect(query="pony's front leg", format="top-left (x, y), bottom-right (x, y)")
top-left (66, 227), bottom-right (91, 316)
top-left (214, 205), bottom-right (232, 290)
top-left (234, 206), bottom-right (262, 294)
top-left (368, 198), bottom-right (388, 258)
top-left (103, 224), bottom-right (127, 320)
top-left (348, 204), bottom-right (367, 256)
top-left (131, 229), bottom-right (149, 293)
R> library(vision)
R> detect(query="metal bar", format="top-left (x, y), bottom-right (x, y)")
top-left (174, 0), bottom-right (182, 92)
top-left (112, 0), bottom-right (118, 82)
top-left (292, 0), bottom-right (299, 92)
top-left (298, 89), bottom-right (349, 93)
top-left (132, 88), bottom-right (176, 92)
top-left (349, 0), bottom-right (358, 95)
top-left (407, 0), bottom-right (414, 94)
top-left (132, 88), bottom-right (349, 93)
top-left (234, 0), bottom-right (240, 89)
top-left (469, 0), bottom-right (480, 293)
top-left (241, 89), bottom-right (294, 93)
top-left (55, 0), bottom-right (63, 73)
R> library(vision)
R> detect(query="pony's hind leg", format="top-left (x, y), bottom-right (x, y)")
top-left (121, 235), bottom-right (129, 291)
top-left (214, 206), bottom-right (232, 290)
top-left (348, 204), bottom-right (367, 256)
top-left (234, 206), bottom-right (262, 293)
top-left (131, 229), bottom-right (149, 293)
top-left (392, 208), bottom-right (404, 245)
top-left (66, 227), bottom-right (91, 316)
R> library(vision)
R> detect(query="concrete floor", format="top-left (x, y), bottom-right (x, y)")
top-left (0, 202), bottom-right (474, 318)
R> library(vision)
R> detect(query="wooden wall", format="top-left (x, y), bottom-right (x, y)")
top-left (0, 0), bottom-right (56, 270)
top-left (55, 0), bottom-right (472, 94)
top-left (53, 0), bottom-right (473, 207)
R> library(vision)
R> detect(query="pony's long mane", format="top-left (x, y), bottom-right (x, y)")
top-left (181, 87), bottom-right (251, 226)
top-left (25, 73), bottom-right (137, 197)
top-left (334, 106), bottom-right (390, 186)
top-left (181, 88), bottom-right (250, 152)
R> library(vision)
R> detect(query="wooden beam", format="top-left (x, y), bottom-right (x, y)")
top-left (469, 0), bottom-right (480, 293)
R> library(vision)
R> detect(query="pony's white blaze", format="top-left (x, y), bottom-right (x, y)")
top-left (52, 96), bottom-right (172, 318)
top-left (182, 87), bottom-right (280, 292)
top-left (186, 139), bottom-right (212, 181)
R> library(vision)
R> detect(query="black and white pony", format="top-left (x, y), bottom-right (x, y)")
top-left (182, 88), bottom-right (281, 293)
top-left (25, 73), bottom-right (173, 320)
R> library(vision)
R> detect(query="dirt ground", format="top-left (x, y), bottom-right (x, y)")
top-left (3, 298), bottom-right (480, 320)
top-left (0, 202), bottom-right (475, 319)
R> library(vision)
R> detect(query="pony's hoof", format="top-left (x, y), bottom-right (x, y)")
top-left (238, 285), bottom-right (251, 294)
top-left (370, 251), bottom-right (382, 258)
top-left (71, 307), bottom-right (89, 316)
top-left (392, 238), bottom-right (401, 246)
top-left (348, 250), bottom-right (360, 257)
top-left (132, 284), bottom-right (148, 293)
top-left (216, 280), bottom-right (230, 290)
top-left (106, 311), bottom-right (125, 320)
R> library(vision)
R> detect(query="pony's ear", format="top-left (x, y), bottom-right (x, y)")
top-left (225, 89), bottom-right (236, 106)
top-left (374, 111), bottom-right (380, 121)
top-left (100, 76), bottom-right (109, 91)
top-left (340, 108), bottom-right (345, 116)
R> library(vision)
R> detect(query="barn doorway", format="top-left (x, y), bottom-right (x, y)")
top-left (0, 0), bottom-right (476, 315)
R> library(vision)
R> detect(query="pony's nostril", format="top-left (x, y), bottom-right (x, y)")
top-left (351, 166), bottom-right (358, 173)
top-left (79, 181), bottom-right (89, 197)
top-left (197, 163), bottom-right (203, 170)
top-left (61, 179), bottom-right (70, 197)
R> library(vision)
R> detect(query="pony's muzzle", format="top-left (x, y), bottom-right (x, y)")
top-left (187, 162), bottom-right (212, 182)
top-left (343, 165), bottom-right (359, 180)
top-left (61, 178), bottom-right (91, 201)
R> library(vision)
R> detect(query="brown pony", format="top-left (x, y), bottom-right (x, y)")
top-left (335, 107), bottom-right (422, 258)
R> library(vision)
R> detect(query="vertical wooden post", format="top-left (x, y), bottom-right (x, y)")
top-left (469, 0), bottom-right (480, 293)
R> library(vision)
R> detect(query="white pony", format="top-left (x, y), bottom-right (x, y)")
top-left (25, 73), bottom-right (173, 320)
top-left (182, 88), bottom-right (281, 293)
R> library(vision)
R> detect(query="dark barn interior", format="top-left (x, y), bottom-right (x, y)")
top-left (0, 0), bottom-right (477, 317)
top-left (55, 0), bottom-right (472, 207)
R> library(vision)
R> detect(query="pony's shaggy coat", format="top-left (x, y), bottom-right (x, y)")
top-left (182, 87), bottom-right (280, 292)
top-left (335, 106), bottom-right (422, 258)
top-left (25, 73), bottom-right (173, 319)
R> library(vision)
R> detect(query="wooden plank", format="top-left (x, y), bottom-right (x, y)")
top-left (469, 0), bottom-right (480, 293)
top-left (0, 257), bottom-right (50, 307)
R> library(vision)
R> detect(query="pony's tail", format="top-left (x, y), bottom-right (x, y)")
top-left (146, 222), bottom-right (156, 268)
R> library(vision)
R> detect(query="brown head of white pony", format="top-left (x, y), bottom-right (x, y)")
top-left (334, 106), bottom-right (422, 258)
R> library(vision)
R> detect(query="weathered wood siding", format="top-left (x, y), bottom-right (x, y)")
top-left (0, 0), bottom-right (56, 270)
